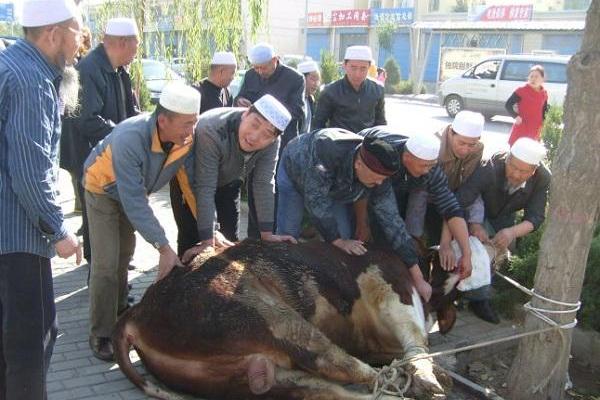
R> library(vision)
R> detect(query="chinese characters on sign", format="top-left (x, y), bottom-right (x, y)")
top-left (307, 12), bottom-right (323, 27)
top-left (371, 8), bottom-right (415, 26)
top-left (439, 47), bottom-right (506, 82)
top-left (331, 9), bottom-right (371, 27)
top-left (479, 5), bottom-right (533, 21)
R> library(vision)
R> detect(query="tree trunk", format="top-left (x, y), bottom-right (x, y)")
top-left (507, 1), bottom-right (600, 399)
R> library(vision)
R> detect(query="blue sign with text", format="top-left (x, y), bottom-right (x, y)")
top-left (0, 3), bottom-right (14, 23)
top-left (371, 8), bottom-right (414, 26)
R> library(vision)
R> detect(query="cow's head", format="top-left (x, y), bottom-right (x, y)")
top-left (419, 238), bottom-right (508, 335)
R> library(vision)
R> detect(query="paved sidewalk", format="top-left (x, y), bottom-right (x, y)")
top-left (47, 170), bottom-right (518, 399)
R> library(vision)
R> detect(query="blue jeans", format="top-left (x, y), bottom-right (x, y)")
top-left (0, 253), bottom-right (57, 400)
top-left (276, 160), bottom-right (353, 239)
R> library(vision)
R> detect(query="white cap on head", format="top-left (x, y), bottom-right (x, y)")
top-left (344, 45), bottom-right (372, 62)
top-left (248, 43), bottom-right (275, 65)
top-left (21, 0), bottom-right (81, 27)
top-left (510, 138), bottom-right (546, 165)
top-left (211, 51), bottom-right (237, 66)
top-left (297, 60), bottom-right (319, 74)
top-left (406, 133), bottom-right (441, 161)
top-left (452, 111), bottom-right (485, 138)
top-left (159, 82), bottom-right (200, 115)
top-left (253, 95), bottom-right (291, 132)
top-left (106, 17), bottom-right (138, 37)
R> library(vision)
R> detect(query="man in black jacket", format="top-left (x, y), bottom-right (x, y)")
top-left (70, 17), bottom-right (140, 264)
top-left (313, 46), bottom-right (386, 133)
top-left (194, 51), bottom-right (236, 114)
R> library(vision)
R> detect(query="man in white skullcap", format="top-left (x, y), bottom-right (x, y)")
top-left (235, 42), bottom-right (305, 151)
top-left (314, 45), bottom-right (386, 133)
top-left (172, 95), bottom-right (297, 261)
top-left (352, 127), bottom-right (472, 302)
top-left (68, 17), bottom-right (140, 267)
top-left (194, 51), bottom-right (237, 114)
top-left (297, 60), bottom-right (321, 133)
top-left (404, 110), bottom-right (485, 266)
top-left (0, 0), bottom-right (83, 397)
top-left (83, 82), bottom-right (200, 361)
top-left (456, 137), bottom-right (551, 324)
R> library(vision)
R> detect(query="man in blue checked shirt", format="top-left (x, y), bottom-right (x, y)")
top-left (0, 0), bottom-right (83, 398)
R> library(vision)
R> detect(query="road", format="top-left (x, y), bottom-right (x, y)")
top-left (384, 96), bottom-right (514, 158)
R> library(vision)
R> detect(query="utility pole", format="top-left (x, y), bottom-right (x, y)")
top-left (304, 0), bottom-right (309, 56)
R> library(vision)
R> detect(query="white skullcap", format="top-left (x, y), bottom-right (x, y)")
top-left (253, 95), bottom-right (291, 132)
top-left (159, 83), bottom-right (200, 115)
top-left (344, 45), bottom-right (372, 62)
top-left (452, 111), bottom-right (485, 138)
top-left (248, 43), bottom-right (275, 65)
top-left (21, 0), bottom-right (81, 27)
top-left (211, 51), bottom-right (237, 66)
top-left (106, 17), bottom-right (138, 37)
top-left (297, 60), bottom-right (319, 74)
top-left (406, 133), bottom-right (441, 161)
top-left (510, 138), bottom-right (546, 165)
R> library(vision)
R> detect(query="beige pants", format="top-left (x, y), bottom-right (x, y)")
top-left (85, 191), bottom-right (136, 338)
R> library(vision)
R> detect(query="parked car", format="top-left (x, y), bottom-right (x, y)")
top-left (438, 54), bottom-right (570, 118)
top-left (0, 35), bottom-right (18, 48)
top-left (169, 57), bottom-right (187, 77)
top-left (141, 59), bottom-right (185, 104)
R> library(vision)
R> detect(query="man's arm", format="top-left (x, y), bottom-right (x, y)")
top-left (193, 131), bottom-right (222, 242)
top-left (251, 139), bottom-right (279, 234)
top-left (286, 74), bottom-right (306, 121)
top-left (374, 91), bottom-right (387, 126)
top-left (76, 69), bottom-right (115, 145)
top-left (312, 88), bottom-right (334, 130)
top-left (112, 136), bottom-right (168, 248)
top-left (7, 84), bottom-right (68, 243)
top-left (303, 167), bottom-right (341, 243)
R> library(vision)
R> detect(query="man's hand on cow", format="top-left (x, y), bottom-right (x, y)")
top-left (438, 242), bottom-right (456, 271)
top-left (469, 223), bottom-right (490, 244)
top-left (235, 97), bottom-right (252, 107)
top-left (414, 279), bottom-right (432, 303)
top-left (354, 222), bottom-right (372, 243)
top-left (181, 241), bottom-right (214, 264)
top-left (260, 232), bottom-right (298, 244)
top-left (491, 228), bottom-right (515, 250)
top-left (156, 245), bottom-right (183, 282)
top-left (457, 255), bottom-right (473, 279)
top-left (55, 233), bottom-right (82, 265)
top-left (333, 239), bottom-right (367, 256)
top-left (214, 231), bottom-right (235, 248)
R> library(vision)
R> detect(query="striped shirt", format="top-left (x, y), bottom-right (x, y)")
top-left (0, 39), bottom-right (67, 258)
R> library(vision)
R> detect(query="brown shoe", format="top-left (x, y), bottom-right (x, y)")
top-left (89, 336), bottom-right (114, 361)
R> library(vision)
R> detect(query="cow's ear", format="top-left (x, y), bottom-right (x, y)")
top-left (436, 304), bottom-right (457, 335)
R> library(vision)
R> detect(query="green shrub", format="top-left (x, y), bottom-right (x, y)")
top-left (579, 234), bottom-right (600, 331)
top-left (383, 57), bottom-right (401, 90)
top-left (541, 105), bottom-right (563, 166)
top-left (320, 50), bottom-right (340, 85)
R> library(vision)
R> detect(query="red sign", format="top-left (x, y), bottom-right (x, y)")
top-left (307, 12), bottom-right (323, 27)
top-left (331, 9), bottom-right (371, 26)
top-left (480, 5), bottom-right (533, 21)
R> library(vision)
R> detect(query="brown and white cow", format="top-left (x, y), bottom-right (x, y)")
top-left (113, 239), bottom-right (471, 400)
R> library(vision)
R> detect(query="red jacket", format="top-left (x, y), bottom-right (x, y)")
top-left (507, 84), bottom-right (548, 146)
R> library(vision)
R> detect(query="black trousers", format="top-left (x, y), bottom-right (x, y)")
top-left (0, 253), bottom-right (57, 400)
top-left (170, 178), bottom-right (259, 257)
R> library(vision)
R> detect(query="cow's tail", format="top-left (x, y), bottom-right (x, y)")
top-left (112, 311), bottom-right (184, 400)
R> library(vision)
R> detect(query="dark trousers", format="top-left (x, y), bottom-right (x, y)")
top-left (75, 174), bottom-right (91, 264)
top-left (171, 179), bottom-right (254, 257)
top-left (0, 253), bottom-right (57, 400)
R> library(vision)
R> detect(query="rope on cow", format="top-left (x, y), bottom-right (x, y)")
top-left (371, 272), bottom-right (580, 398)
top-left (372, 360), bottom-right (413, 399)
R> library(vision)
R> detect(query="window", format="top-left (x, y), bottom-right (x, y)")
top-left (564, 0), bottom-right (591, 10)
top-left (500, 60), bottom-right (567, 84)
top-left (469, 60), bottom-right (501, 80)
top-left (370, 0), bottom-right (382, 8)
top-left (428, 0), bottom-right (440, 12)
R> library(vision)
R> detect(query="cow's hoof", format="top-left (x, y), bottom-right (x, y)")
top-left (406, 359), bottom-right (446, 399)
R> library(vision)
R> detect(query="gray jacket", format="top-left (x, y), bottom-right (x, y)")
top-left (193, 108), bottom-right (280, 240)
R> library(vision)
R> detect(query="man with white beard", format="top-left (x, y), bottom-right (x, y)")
top-left (0, 0), bottom-right (83, 398)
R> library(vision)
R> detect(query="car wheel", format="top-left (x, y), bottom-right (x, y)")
top-left (444, 95), bottom-right (463, 118)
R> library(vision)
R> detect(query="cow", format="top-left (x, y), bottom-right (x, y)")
top-left (113, 239), bottom-right (496, 399)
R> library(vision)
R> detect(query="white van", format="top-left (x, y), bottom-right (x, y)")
top-left (438, 54), bottom-right (570, 118)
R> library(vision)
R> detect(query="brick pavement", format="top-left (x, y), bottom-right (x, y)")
top-left (46, 170), bottom-right (519, 399)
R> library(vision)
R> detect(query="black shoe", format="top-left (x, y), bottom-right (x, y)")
top-left (127, 295), bottom-right (135, 304)
top-left (469, 300), bottom-right (500, 324)
top-left (89, 336), bottom-right (114, 361)
top-left (127, 264), bottom-right (136, 271)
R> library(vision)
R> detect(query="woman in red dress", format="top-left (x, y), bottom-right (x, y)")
top-left (505, 65), bottom-right (549, 146)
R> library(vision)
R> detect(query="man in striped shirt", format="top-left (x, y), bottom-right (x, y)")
top-left (0, 0), bottom-right (83, 398)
